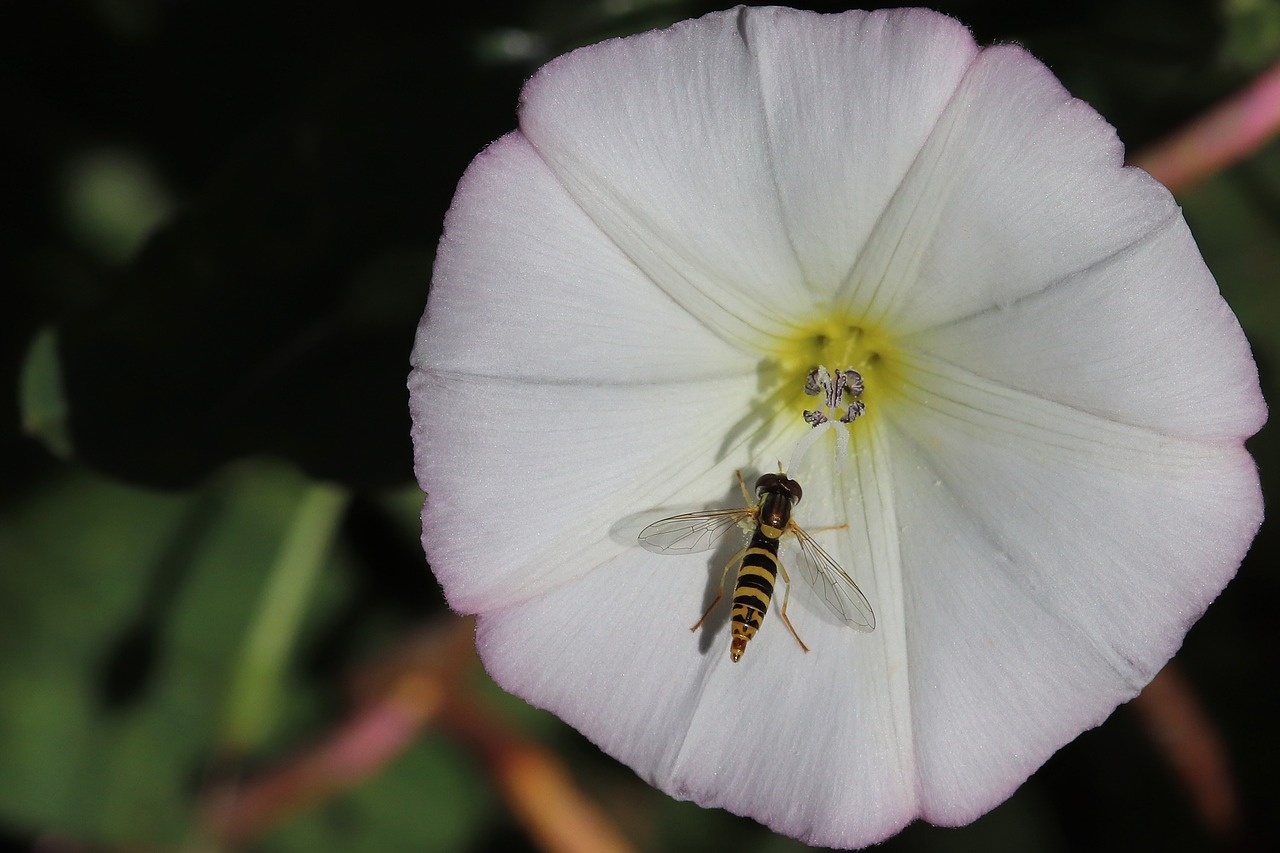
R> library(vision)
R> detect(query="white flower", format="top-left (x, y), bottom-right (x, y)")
top-left (408, 6), bottom-right (1264, 847)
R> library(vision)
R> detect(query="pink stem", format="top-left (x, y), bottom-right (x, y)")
top-left (1129, 663), bottom-right (1243, 839)
top-left (1131, 62), bottom-right (1280, 193)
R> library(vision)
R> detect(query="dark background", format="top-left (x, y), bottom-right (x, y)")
top-left (2, 1), bottom-right (1278, 851)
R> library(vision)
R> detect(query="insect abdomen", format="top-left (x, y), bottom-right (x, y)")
top-left (729, 529), bottom-right (780, 662)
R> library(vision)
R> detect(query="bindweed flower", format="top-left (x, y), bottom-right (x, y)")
top-left (409, 6), bottom-right (1265, 847)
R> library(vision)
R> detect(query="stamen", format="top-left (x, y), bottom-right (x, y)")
top-left (790, 366), bottom-right (866, 472)
top-left (803, 366), bottom-right (831, 398)
top-left (803, 410), bottom-right (829, 427)
top-left (842, 400), bottom-right (866, 424)
top-left (803, 366), bottom-right (865, 425)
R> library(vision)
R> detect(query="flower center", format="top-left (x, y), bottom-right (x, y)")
top-left (769, 315), bottom-right (892, 420)
top-left (723, 314), bottom-right (897, 470)
top-left (743, 314), bottom-right (898, 471)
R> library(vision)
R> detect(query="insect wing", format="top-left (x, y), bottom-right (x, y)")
top-left (789, 525), bottom-right (876, 632)
top-left (638, 508), bottom-right (751, 555)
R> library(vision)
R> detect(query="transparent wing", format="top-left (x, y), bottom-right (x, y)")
top-left (789, 525), bottom-right (876, 632)
top-left (638, 508), bottom-right (752, 555)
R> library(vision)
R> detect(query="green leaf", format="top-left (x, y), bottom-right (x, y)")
top-left (18, 326), bottom-right (73, 460)
top-left (0, 461), bottom-right (351, 847)
top-left (1221, 0), bottom-right (1280, 70)
top-left (259, 734), bottom-right (494, 853)
top-left (222, 481), bottom-right (349, 753)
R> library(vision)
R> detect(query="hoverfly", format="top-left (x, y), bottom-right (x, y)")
top-left (638, 470), bottom-right (875, 662)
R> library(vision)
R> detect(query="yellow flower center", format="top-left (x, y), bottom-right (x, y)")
top-left (766, 312), bottom-right (896, 428)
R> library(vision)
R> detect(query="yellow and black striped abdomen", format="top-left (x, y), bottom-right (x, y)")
top-left (729, 529), bottom-right (780, 662)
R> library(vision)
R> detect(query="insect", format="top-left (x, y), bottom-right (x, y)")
top-left (638, 470), bottom-right (875, 662)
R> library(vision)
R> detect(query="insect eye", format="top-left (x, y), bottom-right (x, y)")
top-left (755, 473), bottom-right (781, 494)
top-left (754, 473), bottom-right (803, 503)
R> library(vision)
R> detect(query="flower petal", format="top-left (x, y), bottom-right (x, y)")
top-left (900, 215), bottom-right (1266, 442)
top-left (411, 369), bottom-right (769, 613)
top-left (883, 353), bottom-right (1262, 821)
top-left (518, 8), bottom-right (812, 350)
top-left (842, 43), bottom-right (1176, 333)
top-left (413, 132), bottom-right (747, 382)
top-left (475, 442), bottom-right (923, 847)
top-left (746, 7), bottom-right (979, 290)
top-left (468, 420), bottom-right (936, 848)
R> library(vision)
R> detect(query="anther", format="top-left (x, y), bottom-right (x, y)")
top-left (802, 366), bottom-right (866, 427)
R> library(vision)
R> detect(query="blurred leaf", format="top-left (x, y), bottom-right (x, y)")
top-left (18, 326), bottom-right (72, 460)
top-left (260, 733), bottom-right (494, 853)
top-left (59, 147), bottom-right (174, 264)
top-left (0, 461), bottom-right (351, 847)
top-left (222, 482), bottom-right (348, 753)
top-left (1221, 0), bottom-right (1280, 69)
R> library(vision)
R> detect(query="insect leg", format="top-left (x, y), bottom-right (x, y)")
top-left (776, 562), bottom-right (811, 654)
top-left (691, 548), bottom-right (745, 633)
top-left (735, 469), bottom-right (751, 504)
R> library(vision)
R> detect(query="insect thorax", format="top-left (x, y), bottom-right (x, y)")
top-left (756, 488), bottom-right (794, 537)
